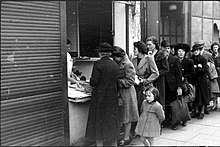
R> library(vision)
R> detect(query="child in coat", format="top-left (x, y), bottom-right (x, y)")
top-left (135, 87), bottom-right (165, 146)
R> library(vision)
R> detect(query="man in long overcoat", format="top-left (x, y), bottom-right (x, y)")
top-left (85, 43), bottom-right (120, 146)
top-left (164, 41), bottom-right (183, 130)
top-left (195, 40), bottom-right (214, 115)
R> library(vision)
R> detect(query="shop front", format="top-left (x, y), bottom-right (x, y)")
top-left (65, 1), bottom-right (141, 145)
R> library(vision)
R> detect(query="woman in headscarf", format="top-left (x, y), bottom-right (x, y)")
top-left (111, 46), bottom-right (139, 146)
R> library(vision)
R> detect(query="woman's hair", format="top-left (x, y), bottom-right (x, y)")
top-left (144, 87), bottom-right (160, 102)
top-left (210, 42), bottom-right (220, 52)
top-left (133, 41), bottom-right (148, 54)
top-left (111, 46), bottom-right (126, 57)
top-left (145, 36), bottom-right (160, 50)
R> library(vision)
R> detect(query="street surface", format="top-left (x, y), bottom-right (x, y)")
top-left (130, 99), bottom-right (220, 146)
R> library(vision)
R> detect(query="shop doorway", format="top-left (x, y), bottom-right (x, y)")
top-left (160, 2), bottom-right (184, 44)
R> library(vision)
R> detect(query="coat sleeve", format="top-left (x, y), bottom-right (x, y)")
top-left (203, 58), bottom-right (209, 75)
top-left (118, 63), bottom-right (136, 88)
top-left (174, 58), bottom-right (183, 87)
top-left (155, 103), bottom-right (165, 124)
top-left (184, 59), bottom-right (196, 82)
top-left (143, 56), bottom-right (159, 85)
top-left (159, 56), bottom-right (169, 76)
top-left (90, 61), bottom-right (101, 87)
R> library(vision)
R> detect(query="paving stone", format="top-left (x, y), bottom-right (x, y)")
top-left (154, 137), bottom-right (187, 146)
top-left (187, 133), bottom-right (220, 146)
top-left (181, 123), bottom-right (217, 135)
top-left (211, 128), bottom-right (220, 137)
top-left (125, 104), bottom-right (220, 146)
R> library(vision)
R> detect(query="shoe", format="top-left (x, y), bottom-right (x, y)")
top-left (198, 113), bottom-right (205, 119)
top-left (211, 105), bottom-right (218, 111)
top-left (161, 119), bottom-right (170, 128)
top-left (171, 125), bottom-right (178, 130)
top-left (204, 109), bottom-right (209, 115)
top-left (191, 112), bottom-right (199, 118)
top-left (182, 121), bottom-right (187, 126)
top-left (118, 138), bottom-right (131, 146)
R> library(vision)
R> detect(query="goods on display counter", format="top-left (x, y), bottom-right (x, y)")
top-left (68, 81), bottom-right (92, 103)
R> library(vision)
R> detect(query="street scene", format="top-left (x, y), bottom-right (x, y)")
top-left (1, 1), bottom-right (220, 146)
top-left (130, 102), bottom-right (220, 146)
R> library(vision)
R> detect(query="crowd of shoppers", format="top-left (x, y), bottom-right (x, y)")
top-left (84, 38), bottom-right (220, 146)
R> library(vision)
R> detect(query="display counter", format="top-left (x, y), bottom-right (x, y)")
top-left (68, 84), bottom-right (92, 145)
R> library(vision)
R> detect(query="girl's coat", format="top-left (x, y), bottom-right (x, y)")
top-left (135, 100), bottom-right (165, 137)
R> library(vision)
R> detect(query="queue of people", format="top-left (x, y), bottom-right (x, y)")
top-left (76, 38), bottom-right (220, 146)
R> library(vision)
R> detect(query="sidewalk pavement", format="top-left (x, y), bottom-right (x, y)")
top-left (129, 102), bottom-right (220, 146)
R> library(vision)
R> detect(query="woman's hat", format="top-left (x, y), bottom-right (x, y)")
top-left (191, 44), bottom-right (201, 52)
top-left (194, 40), bottom-right (205, 49)
top-left (174, 43), bottom-right (191, 55)
top-left (95, 42), bottom-right (114, 52)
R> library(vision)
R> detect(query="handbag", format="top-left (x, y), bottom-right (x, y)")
top-left (170, 95), bottom-right (191, 125)
top-left (182, 80), bottom-right (196, 102)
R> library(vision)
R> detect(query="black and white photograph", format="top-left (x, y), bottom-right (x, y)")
top-left (1, 1), bottom-right (220, 146)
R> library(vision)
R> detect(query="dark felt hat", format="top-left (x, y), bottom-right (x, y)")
top-left (95, 42), bottom-right (114, 52)
top-left (191, 44), bottom-right (201, 52)
top-left (174, 43), bottom-right (190, 55)
top-left (161, 40), bottom-right (170, 48)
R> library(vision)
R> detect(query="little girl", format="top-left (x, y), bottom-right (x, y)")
top-left (135, 87), bottom-right (165, 146)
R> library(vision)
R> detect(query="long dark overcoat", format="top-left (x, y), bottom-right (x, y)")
top-left (153, 50), bottom-right (169, 107)
top-left (214, 55), bottom-right (220, 87)
top-left (85, 56), bottom-right (120, 141)
top-left (165, 55), bottom-right (182, 104)
top-left (181, 58), bottom-right (196, 85)
top-left (190, 54), bottom-right (209, 105)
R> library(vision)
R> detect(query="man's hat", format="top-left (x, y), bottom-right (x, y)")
top-left (95, 42), bottom-right (114, 52)
top-left (194, 39), bottom-right (205, 49)
top-left (161, 40), bottom-right (170, 48)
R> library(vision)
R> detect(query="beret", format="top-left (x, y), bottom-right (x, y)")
top-left (95, 42), bottom-right (114, 52)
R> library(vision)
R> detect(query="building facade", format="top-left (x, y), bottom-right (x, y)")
top-left (141, 1), bottom-right (220, 47)
top-left (1, 1), bottom-right (220, 146)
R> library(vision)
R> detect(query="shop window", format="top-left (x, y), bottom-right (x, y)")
top-left (66, 1), bottom-right (113, 58)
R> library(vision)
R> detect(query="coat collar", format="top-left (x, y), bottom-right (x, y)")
top-left (137, 54), bottom-right (148, 71)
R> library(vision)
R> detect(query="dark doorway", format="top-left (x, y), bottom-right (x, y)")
top-left (160, 2), bottom-right (184, 44)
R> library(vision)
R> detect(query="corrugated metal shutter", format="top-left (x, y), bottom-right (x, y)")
top-left (1, 1), bottom-right (65, 146)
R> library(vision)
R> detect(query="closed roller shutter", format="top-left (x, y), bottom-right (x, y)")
top-left (1, 1), bottom-right (65, 146)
